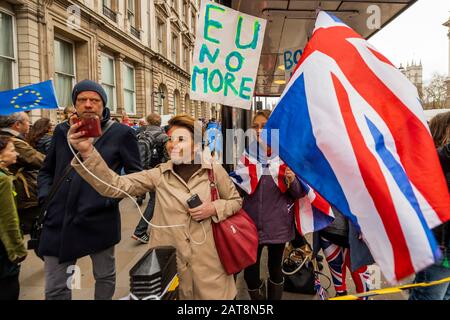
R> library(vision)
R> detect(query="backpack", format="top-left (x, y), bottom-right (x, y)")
top-left (137, 130), bottom-right (165, 169)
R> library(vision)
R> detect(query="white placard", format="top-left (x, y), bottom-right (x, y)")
top-left (190, 1), bottom-right (266, 110)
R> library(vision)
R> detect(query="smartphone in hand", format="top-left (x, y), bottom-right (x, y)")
top-left (72, 114), bottom-right (102, 138)
top-left (187, 194), bottom-right (204, 222)
top-left (187, 194), bottom-right (203, 209)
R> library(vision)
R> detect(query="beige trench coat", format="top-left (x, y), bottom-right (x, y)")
top-left (72, 149), bottom-right (242, 300)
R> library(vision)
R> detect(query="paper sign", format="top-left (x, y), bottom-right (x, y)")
top-left (283, 48), bottom-right (303, 82)
top-left (190, 1), bottom-right (266, 110)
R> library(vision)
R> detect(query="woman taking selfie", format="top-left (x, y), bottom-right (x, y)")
top-left (68, 114), bottom-right (242, 300)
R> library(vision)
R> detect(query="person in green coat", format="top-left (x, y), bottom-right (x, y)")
top-left (0, 135), bottom-right (27, 300)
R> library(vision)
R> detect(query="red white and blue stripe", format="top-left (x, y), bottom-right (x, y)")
top-left (293, 181), bottom-right (334, 236)
top-left (229, 145), bottom-right (287, 194)
top-left (319, 236), bottom-right (370, 296)
top-left (264, 11), bottom-right (450, 283)
top-left (229, 145), bottom-right (334, 235)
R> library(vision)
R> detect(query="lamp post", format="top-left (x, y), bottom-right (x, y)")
top-left (152, 90), bottom-right (165, 114)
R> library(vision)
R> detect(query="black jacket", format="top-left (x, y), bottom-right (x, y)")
top-left (36, 134), bottom-right (53, 155)
top-left (37, 108), bottom-right (142, 262)
top-left (314, 209), bottom-right (375, 272)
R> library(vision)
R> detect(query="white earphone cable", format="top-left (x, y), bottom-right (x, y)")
top-left (66, 131), bottom-right (206, 245)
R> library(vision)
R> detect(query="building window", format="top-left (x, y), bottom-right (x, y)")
top-left (157, 20), bottom-right (165, 55)
top-left (128, 0), bottom-right (141, 39)
top-left (183, 45), bottom-right (189, 71)
top-left (173, 90), bottom-right (181, 115)
top-left (171, 33), bottom-right (178, 64)
top-left (103, 0), bottom-right (117, 22)
top-left (158, 83), bottom-right (168, 115)
top-left (54, 38), bottom-right (75, 108)
top-left (101, 54), bottom-right (116, 112)
top-left (128, 0), bottom-right (135, 26)
top-left (183, 1), bottom-right (188, 24)
top-left (191, 11), bottom-right (196, 34)
top-left (123, 63), bottom-right (136, 115)
top-left (184, 94), bottom-right (190, 115)
top-left (0, 11), bottom-right (16, 91)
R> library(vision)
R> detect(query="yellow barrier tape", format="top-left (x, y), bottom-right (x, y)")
top-left (168, 275), bottom-right (179, 292)
top-left (329, 276), bottom-right (450, 300)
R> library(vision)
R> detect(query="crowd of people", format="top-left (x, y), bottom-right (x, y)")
top-left (0, 79), bottom-right (448, 300)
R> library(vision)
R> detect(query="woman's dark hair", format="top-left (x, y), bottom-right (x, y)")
top-left (0, 136), bottom-right (12, 153)
top-left (429, 112), bottom-right (450, 148)
top-left (27, 118), bottom-right (52, 148)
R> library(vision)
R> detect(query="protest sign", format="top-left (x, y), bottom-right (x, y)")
top-left (190, 1), bottom-right (266, 110)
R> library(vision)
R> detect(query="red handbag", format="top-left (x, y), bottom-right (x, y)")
top-left (208, 169), bottom-right (259, 275)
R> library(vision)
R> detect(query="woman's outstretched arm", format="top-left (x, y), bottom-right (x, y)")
top-left (71, 148), bottom-right (158, 198)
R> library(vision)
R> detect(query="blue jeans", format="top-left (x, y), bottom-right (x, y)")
top-left (134, 191), bottom-right (156, 236)
top-left (409, 262), bottom-right (450, 300)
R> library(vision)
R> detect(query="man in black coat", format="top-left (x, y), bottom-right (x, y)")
top-left (37, 80), bottom-right (142, 300)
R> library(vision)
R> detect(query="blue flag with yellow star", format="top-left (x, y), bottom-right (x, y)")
top-left (0, 80), bottom-right (59, 115)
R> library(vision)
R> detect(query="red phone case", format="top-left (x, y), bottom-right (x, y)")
top-left (75, 116), bottom-right (102, 138)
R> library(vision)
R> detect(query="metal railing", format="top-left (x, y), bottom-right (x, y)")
top-left (103, 5), bottom-right (117, 22)
top-left (130, 25), bottom-right (141, 39)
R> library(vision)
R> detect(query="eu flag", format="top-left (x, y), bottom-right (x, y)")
top-left (0, 80), bottom-right (59, 115)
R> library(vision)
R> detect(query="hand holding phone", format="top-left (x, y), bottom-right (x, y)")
top-left (187, 194), bottom-right (203, 209)
top-left (187, 194), bottom-right (217, 222)
top-left (68, 114), bottom-right (97, 158)
top-left (187, 194), bottom-right (204, 222)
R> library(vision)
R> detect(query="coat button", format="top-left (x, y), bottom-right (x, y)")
top-left (66, 178), bottom-right (72, 182)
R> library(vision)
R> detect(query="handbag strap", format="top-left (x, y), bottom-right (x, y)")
top-left (37, 119), bottom-right (116, 224)
top-left (207, 168), bottom-right (219, 201)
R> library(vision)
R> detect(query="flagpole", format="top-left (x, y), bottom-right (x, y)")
top-left (315, 2), bottom-right (322, 18)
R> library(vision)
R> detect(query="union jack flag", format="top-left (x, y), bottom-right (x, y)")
top-left (264, 11), bottom-right (450, 283)
top-left (294, 181), bottom-right (334, 236)
top-left (229, 145), bottom-right (334, 235)
top-left (228, 149), bottom-right (287, 194)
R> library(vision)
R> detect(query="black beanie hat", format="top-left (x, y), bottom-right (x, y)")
top-left (72, 79), bottom-right (108, 107)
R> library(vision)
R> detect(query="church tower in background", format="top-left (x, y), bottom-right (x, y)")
top-left (399, 61), bottom-right (424, 101)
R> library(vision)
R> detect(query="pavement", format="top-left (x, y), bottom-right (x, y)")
top-left (18, 197), bottom-right (411, 300)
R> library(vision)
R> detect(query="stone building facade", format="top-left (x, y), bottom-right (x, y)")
top-left (0, 0), bottom-right (220, 123)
